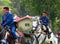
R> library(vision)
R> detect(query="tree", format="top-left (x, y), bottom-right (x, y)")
top-left (0, 0), bottom-right (12, 21)
top-left (1, 0), bottom-right (59, 33)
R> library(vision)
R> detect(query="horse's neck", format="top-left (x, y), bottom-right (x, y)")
top-left (33, 21), bottom-right (38, 27)
top-left (33, 21), bottom-right (37, 24)
top-left (36, 25), bottom-right (41, 32)
top-left (32, 21), bottom-right (42, 33)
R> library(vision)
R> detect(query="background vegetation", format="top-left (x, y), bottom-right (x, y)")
top-left (0, 0), bottom-right (60, 34)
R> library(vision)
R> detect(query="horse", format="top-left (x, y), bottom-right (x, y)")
top-left (0, 24), bottom-right (25, 44)
top-left (31, 16), bottom-right (58, 44)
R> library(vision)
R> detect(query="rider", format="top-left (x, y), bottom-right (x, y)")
top-left (1, 7), bottom-right (18, 44)
top-left (39, 11), bottom-right (51, 38)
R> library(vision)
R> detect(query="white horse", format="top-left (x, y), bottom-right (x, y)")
top-left (32, 16), bottom-right (58, 44)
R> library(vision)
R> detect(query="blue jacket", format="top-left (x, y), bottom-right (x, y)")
top-left (2, 12), bottom-right (14, 27)
top-left (40, 16), bottom-right (49, 26)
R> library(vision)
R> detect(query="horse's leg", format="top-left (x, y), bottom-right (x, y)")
top-left (39, 34), bottom-right (46, 44)
top-left (33, 36), bottom-right (36, 44)
top-left (9, 41), bottom-right (15, 44)
top-left (18, 36), bottom-right (25, 44)
top-left (4, 32), bottom-right (9, 40)
top-left (4, 32), bottom-right (15, 44)
top-left (1, 32), bottom-right (9, 44)
top-left (16, 30), bottom-right (26, 44)
top-left (55, 38), bottom-right (58, 44)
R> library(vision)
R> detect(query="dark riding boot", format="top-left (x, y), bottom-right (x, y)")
top-left (43, 26), bottom-right (51, 38)
top-left (46, 28), bottom-right (51, 38)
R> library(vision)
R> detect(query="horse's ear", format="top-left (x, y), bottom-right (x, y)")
top-left (0, 24), bottom-right (3, 30)
top-left (0, 23), bottom-right (1, 25)
top-left (0, 23), bottom-right (2, 27)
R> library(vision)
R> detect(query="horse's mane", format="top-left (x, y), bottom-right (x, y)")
top-left (0, 23), bottom-right (6, 35)
top-left (0, 24), bottom-right (4, 31)
top-left (0, 23), bottom-right (5, 40)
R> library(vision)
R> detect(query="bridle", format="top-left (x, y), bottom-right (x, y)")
top-left (31, 20), bottom-right (48, 44)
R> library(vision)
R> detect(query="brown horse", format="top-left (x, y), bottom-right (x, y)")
top-left (0, 24), bottom-right (25, 44)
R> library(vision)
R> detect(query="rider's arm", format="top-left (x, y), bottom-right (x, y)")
top-left (39, 17), bottom-right (42, 23)
top-left (2, 14), bottom-right (13, 27)
top-left (47, 17), bottom-right (50, 24)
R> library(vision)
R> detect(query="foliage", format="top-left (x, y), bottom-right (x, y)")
top-left (10, 0), bottom-right (60, 33)
top-left (0, 0), bottom-right (60, 33)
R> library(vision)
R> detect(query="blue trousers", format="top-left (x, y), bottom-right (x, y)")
top-left (4, 41), bottom-right (8, 44)
top-left (10, 25), bottom-right (18, 39)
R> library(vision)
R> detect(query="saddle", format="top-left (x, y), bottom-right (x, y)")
top-left (41, 25), bottom-right (52, 38)
top-left (7, 30), bottom-right (22, 38)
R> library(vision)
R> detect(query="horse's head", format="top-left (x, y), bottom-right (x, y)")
top-left (0, 23), bottom-right (4, 32)
top-left (0, 23), bottom-right (6, 40)
top-left (32, 17), bottom-right (47, 34)
top-left (32, 16), bottom-right (38, 30)
top-left (32, 17), bottom-right (42, 33)
top-left (0, 23), bottom-right (7, 35)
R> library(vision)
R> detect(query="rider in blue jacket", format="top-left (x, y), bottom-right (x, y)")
top-left (40, 12), bottom-right (51, 38)
top-left (1, 7), bottom-right (18, 44)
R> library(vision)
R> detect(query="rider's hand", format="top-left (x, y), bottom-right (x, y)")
top-left (39, 20), bottom-right (42, 23)
top-left (37, 20), bottom-right (42, 25)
